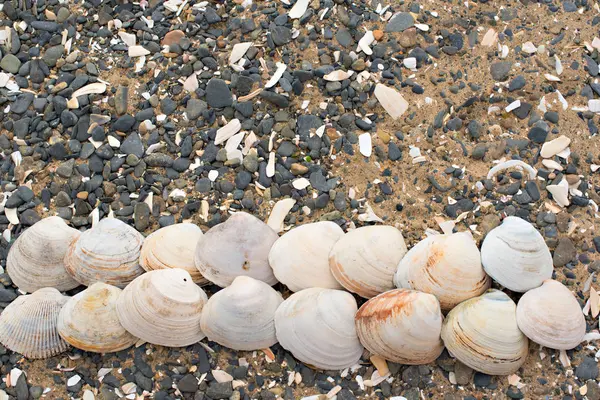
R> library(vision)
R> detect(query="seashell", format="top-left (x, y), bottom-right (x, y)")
top-left (480, 216), bottom-right (553, 292)
top-left (58, 283), bottom-right (137, 353)
top-left (274, 288), bottom-right (363, 370)
top-left (7, 216), bottom-right (81, 293)
top-left (269, 222), bottom-right (344, 292)
top-left (323, 70), bottom-right (354, 82)
top-left (200, 276), bottom-right (283, 350)
top-left (0, 288), bottom-right (70, 359)
top-left (116, 269), bottom-right (208, 347)
top-left (195, 212), bottom-right (279, 287)
top-left (139, 223), bottom-right (208, 285)
top-left (64, 218), bottom-right (145, 288)
top-left (374, 83), bottom-right (409, 120)
top-left (394, 232), bottom-right (491, 311)
top-left (441, 289), bottom-right (528, 375)
top-left (265, 62), bottom-right (287, 89)
top-left (516, 279), bottom-right (585, 350)
top-left (288, 0), bottom-right (309, 19)
top-left (71, 82), bottom-right (107, 99)
top-left (215, 119), bottom-right (241, 145)
top-left (355, 289), bottom-right (444, 365)
top-left (329, 226), bottom-right (408, 298)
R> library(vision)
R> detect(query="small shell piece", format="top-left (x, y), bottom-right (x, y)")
top-left (58, 282), bottom-right (137, 353)
top-left (200, 276), bottom-right (283, 350)
top-left (274, 288), bottom-right (363, 370)
top-left (195, 212), bottom-right (279, 287)
top-left (441, 290), bottom-right (529, 375)
top-left (329, 226), bottom-right (408, 298)
top-left (64, 218), bottom-right (145, 288)
top-left (394, 232), bottom-right (490, 311)
top-left (140, 223), bottom-right (208, 285)
top-left (355, 289), bottom-right (444, 365)
top-left (115, 268), bottom-right (208, 347)
top-left (481, 216), bottom-right (553, 292)
top-left (0, 288), bottom-right (70, 359)
top-left (7, 216), bottom-right (81, 293)
top-left (516, 279), bottom-right (585, 350)
top-left (269, 222), bottom-right (344, 292)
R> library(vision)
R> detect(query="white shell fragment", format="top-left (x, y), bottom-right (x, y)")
top-left (267, 198), bottom-right (296, 233)
top-left (215, 119), bottom-right (242, 145)
top-left (357, 31), bottom-right (375, 55)
top-left (265, 62), bottom-right (287, 89)
top-left (374, 84), bottom-right (409, 120)
top-left (288, 0), bottom-right (309, 19)
top-left (546, 178), bottom-right (570, 207)
top-left (323, 70), bottom-right (354, 82)
top-left (540, 135), bottom-right (570, 158)
top-left (128, 45), bottom-right (150, 57)
top-left (229, 42), bottom-right (252, 64)
top-left (71, 82), bottom-right (107, 99)
top-left (358, 133), bottom-right (372, 157)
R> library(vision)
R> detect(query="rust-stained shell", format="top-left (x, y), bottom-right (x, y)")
top-left (355, 289), bottom-right (444, 365)
top-left (329, 226), bottom-right (408, 298)
top-left (57, 282), bottom-right (137, 353)
top-left (7, 216), bottom-right (81, 293)
top-left (64, 218), bottom-right (145, 288)
top-left (0, 288), bottom-right (70, 359)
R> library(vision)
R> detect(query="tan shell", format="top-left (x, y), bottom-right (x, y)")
top-left (64, 218), bottom-right (145, 288)
top-left (200, 276), bottom-right (283, 350)
top-left (329, 226), bottom-right (408, 298)
top-left (394, 232), bottom-right (491, 311)
top-left (7, 216), bottom-right (81, 292)
top-left (269, 221), bottom-right (344, 292)
top-left (195, 212), bottom-right (279, 287)
top-left (57, 282), bottom-right (137, 353)
top-left (441, 290), bottom-right (529, 375)
top-left (274, 288), bottom-right (363, 370)
top-left (0, 288), bottom-right (70, 359)
top-left (140, 223), bottom-right (208, 285)
top-left (355, 289), bottom-right (444, 365)
top-left (516, 279), bottom-right (586, 350)
top-left (115, 268), bottom-right (208, 347)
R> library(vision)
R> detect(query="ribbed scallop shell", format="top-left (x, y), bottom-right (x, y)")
top-left (140, 223), bottom-right (208, 285)
top-left (195, 212), bottom-right (279, 287)
top-left (329, 226), bottom-right (408, 298)
top-left (516, 279), bottom-right (585, 350)
top-left (481, 216), bottom-right (553, 292)
top-left (200, 276), bottom-right (283, 350)
top-left (64, 218), bottom-right (145, 288)
top-left (355, 289), bottom-right (444, 365)
top-left (269, 222), bottom-right (344, 292)
top-left (274, 288), bottom-right (363, 370)
top-left (7, 216), bottom-right (80, 292)
top-left (441, 289), bottom-right (529, 375)
top-left (57, 282), bottom-right (137, 353)
top-left (394, 232), bottom-right (491, 312)
top-left (0, 288), bottom-right (70, 359)
top-left (115, 268), bottom-right (208, 347)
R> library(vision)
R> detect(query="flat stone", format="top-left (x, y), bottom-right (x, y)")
top-left (206, 79), bottom-right (233, 108)
top-left (385, 12), bottom-right (414, 32)
top-left (0, 54), bottom-right (21, 73)
top-left (553, 237), bottom-right (576, 267)
top-left (490, 61), bottom-right (512, 81)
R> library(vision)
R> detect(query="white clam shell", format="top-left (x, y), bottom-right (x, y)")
top-left (200, 276), bottom-right (283, 350)
top-left (195, 212), bottom-right (279, 287)
top-left (516, 279), bottom-right (585, 350)
top-left (481, 216), bottom-right (552, 292)
top-left (115, 269), bottom-right (207, 347)
top-left (355, 289), bottom-right (444, 365)
top-left (58, 283), bottom-right (137, 353)
top-left (0, 288), bottom-right (70, 359)
top-left (329, 226), bottom-right (408, 298)
top-left (441, 290), bottom-right (529, 375)
top-left (64, 218), bottom-right (145, 288)
top-left (7, 216), bottom-right (81, 292)
top-left (394, 232), bottom-right (491, 311)
top-left (274, 288), bottom-right (363, 370)
top-left (269, 222), bottom-right (344, 292)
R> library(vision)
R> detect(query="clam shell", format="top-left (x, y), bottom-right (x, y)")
top-left (200, 276), bottom-right (283, 350)
top-left (394, 232), bottom-right (491, 311)
top-left (329, 226), bottom-right (408, 298)
top-left (274, 288), bottom-right (363, 370)
top-left (7, 216), bottom-right (81, 293)
top-left (140, 223), bottom-right (208, 285)
top-left (269, 222), bottom-right (344, 292)
top-left (115, 268), bottom-right (208, 347)
top-left (441, 289), bottom-right (529, 375)
top-left (195, 212), bottom-right (279, 287)
top-left (0, 288), bottom-right (70, 359)
top-left (64, 218), bottom-right (145, 288)
top-left (516, 279), bottom-right (585, 350)
top-left (481, 216), bottom-right (553, 292)
top-left (355, 289), bottom-right (444, 365)
top-left (57, 282), bottom-right (137, 353)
